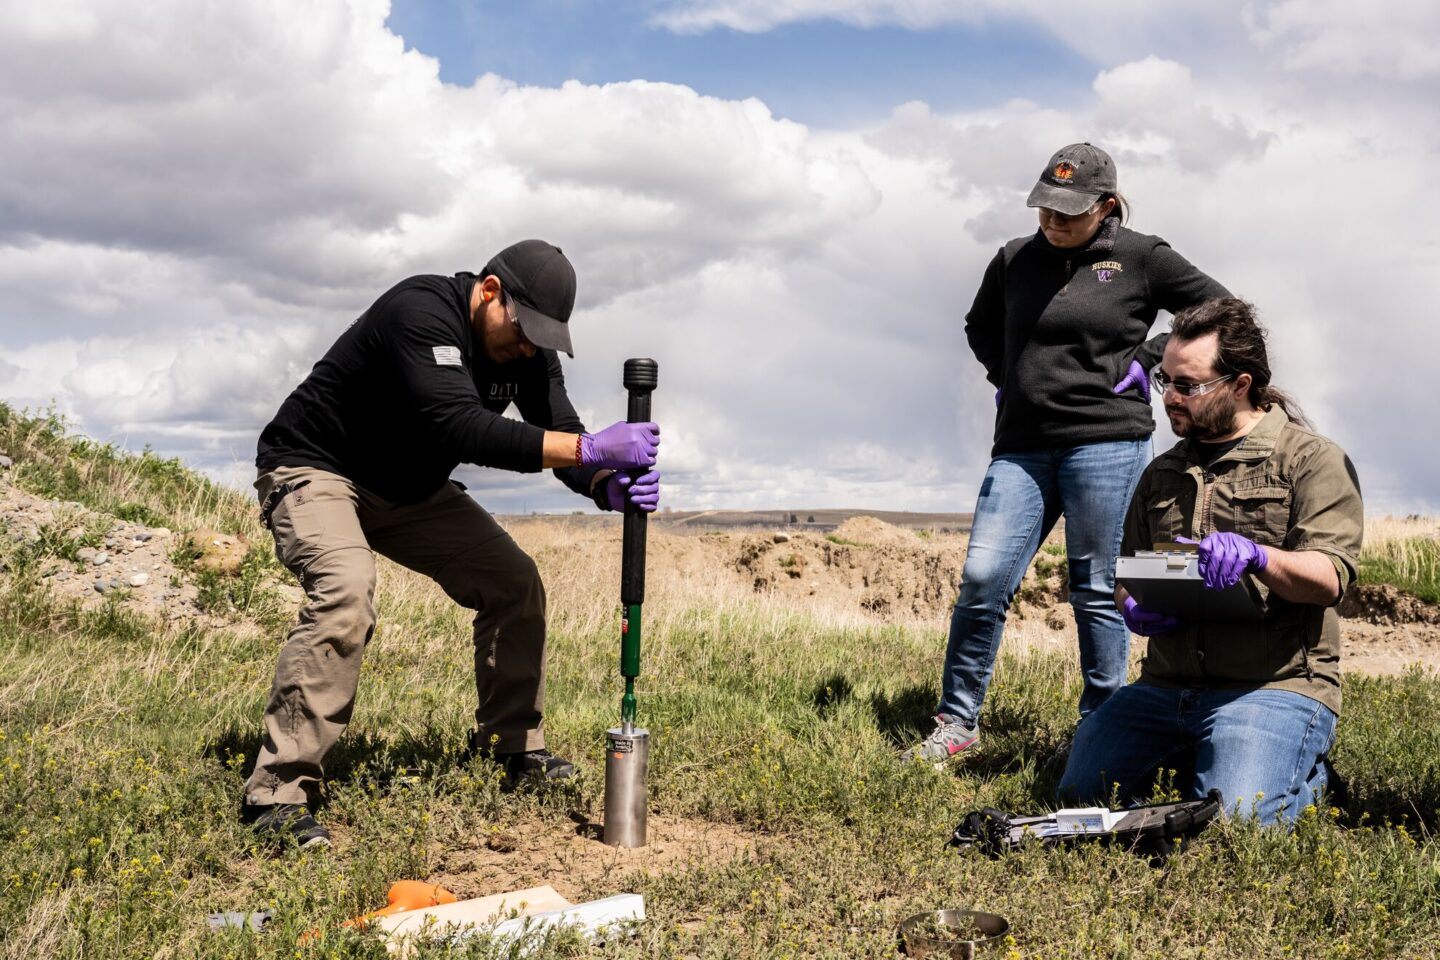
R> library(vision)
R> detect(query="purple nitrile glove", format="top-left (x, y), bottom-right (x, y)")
top-left (994, 387), bottom-right (1002, 408)
top-left (580, 420), bottom-right (659, 471)
top-left (1113, 359), bottom-right (1149, 395)
top-left (1122, 595), bottom-right (1181, 637)
top-left (604, 470), bottom-right (661, 513)
top-left (1181, 532), bottom-right (1269, 591)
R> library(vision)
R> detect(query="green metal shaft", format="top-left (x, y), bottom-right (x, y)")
top-left (621, 603), bottom-right (642, 725)
top-left (621, 678), bottom-right (637, 727)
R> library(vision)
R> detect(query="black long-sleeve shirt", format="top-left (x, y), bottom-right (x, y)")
top-left (965, 219), bottom-right (1230, 455)
top-left (257, 273), bottom-right (600, 504)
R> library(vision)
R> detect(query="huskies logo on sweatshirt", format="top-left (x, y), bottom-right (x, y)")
top-left (1092, 260), bottom-right (1123, 283)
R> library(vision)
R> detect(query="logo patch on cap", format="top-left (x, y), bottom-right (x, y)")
top-left (1053, 161), bottom-right (1075, 183)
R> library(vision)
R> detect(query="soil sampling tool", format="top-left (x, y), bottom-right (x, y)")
top-left (603, 357), bottom-right (657, 848)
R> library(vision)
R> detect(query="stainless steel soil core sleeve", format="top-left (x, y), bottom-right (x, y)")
top-left (603, 727), bottom-right (649, 847)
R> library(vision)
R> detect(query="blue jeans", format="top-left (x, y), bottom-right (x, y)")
top-left (940, 439), bottom-right (1149, 727)
top-left (1058, 683), bottom-right (1338, 825)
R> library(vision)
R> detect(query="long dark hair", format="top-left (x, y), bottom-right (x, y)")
top-left (1168, 298), bottom-right (1311, 429)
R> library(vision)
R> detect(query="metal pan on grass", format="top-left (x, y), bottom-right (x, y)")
top-left (897, 909), bottom-right (1009, 958)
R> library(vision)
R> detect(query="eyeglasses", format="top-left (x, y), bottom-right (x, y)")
top-left (1152, 371), bottom-right (1234, 398)
top-left (1039, 202), bottom-right (1102, 224)
top-left (501, 291), bottom-right (532, 344)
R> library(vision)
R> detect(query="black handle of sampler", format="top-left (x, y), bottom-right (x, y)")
top-left (620, 359), bottom-right (657, 605)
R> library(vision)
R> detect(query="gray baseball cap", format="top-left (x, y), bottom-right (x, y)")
top-left (1026, 143), bottom-right (1118, 216)
top-left (483, 239), bottom-right (577, 357)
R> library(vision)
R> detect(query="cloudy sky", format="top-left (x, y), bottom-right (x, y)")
top-left (2, 0), bottom-right (1434, 514)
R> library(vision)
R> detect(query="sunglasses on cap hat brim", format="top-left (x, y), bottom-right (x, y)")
top-left (1025, 181), bottom-right (1104, 217)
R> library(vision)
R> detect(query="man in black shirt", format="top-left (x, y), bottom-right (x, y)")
top-left (243, 240), bottom-right (661, 849)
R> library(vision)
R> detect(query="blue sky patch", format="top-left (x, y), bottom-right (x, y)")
top-left (385, 0), bottom-right (1096, 127)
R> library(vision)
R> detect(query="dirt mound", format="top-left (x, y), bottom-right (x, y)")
top-left (1338, 584), bottom-right (1440, 626)
top-left (732, 526), bottom-right (966, 621)
top-left (830, 516), bottom-right (923, 548)
top-left (176, 527), bottom-right (250, 575)
top-left (721, 516), bottom-right (1059, 623)
top-left (428, 815), bottom-right (756, 904)
top-left (0, 471), bottom-right (296, 626)
top-left (509, 515), bottom-right (1069, 630)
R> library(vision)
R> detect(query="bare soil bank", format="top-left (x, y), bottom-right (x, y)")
top-left (4, 468), bottom-right (1435, 677)
top-left (507, 513), bottom-right (1440, 678)
top-left (501, 508), bottom-right (974, 535)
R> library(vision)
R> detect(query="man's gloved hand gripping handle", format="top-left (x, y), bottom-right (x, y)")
top-left (539, 420), bottom-right (660, 471)
top-left (605, 470), bottom-right (661, 513)
top-left (542, 421), bottom-right (663, 513)
top-left (587, 422), bottom-right (661, 512)
top-left (580, 420), bottom-right (660, 470)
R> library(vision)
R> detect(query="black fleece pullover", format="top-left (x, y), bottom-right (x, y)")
top-left (965, 217), bottom-right (1229, 455)
top-left (257, 273), bottom-right (601, 505)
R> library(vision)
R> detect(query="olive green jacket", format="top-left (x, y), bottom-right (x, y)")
top-left (1121, 406), bottom-right (1363, 715)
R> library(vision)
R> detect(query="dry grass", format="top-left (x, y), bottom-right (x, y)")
top-left (360, 520), bottom-right (1081, 743)
top-left (1361, 515), bottom-right (1440, 547)
top-left (2, 885), bottom-right (75, 960)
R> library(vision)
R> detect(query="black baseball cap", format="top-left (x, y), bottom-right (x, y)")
top-left (1026, 143), bottom-right (1118, 216)
top-left (483, 239), bottom-right (577, 357)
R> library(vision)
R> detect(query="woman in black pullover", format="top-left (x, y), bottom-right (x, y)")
top-left (903, 143), bottom-right (1230, 763)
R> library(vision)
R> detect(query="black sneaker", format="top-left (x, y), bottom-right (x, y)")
top-left (242, 803), bottom-right (331, 850)
top-left (495, 748), bottom-right (576, 783)
top-left (460, 731), bottom-right (577, 785)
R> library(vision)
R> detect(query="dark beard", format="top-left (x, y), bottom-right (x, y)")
top-left (1168, 390), bottom-right (1239, 441)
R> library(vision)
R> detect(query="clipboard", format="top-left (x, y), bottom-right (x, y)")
top-left (1116, 545), bottom-right (1262, 623)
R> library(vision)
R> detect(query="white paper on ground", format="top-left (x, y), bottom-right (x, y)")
top-left (376, 885), bottom-right (571, 939)
top-left (379, 889), bottom-right (643, 957)
top-left (489, 893), bottom-right (646, 944)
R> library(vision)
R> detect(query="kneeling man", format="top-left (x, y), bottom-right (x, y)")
top-left (1058, 298), bottom-right (1363, 825)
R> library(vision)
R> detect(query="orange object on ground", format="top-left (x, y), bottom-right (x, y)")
top-left (300, 880), bottom-right (459, 943)
top-left (344, 881), bottom-right (458, 926)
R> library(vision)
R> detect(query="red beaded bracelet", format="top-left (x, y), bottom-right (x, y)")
top-left (575, 434), bottom-right (584, 469)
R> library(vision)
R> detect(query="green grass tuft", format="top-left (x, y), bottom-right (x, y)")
top-left (0, 402), bottom-right (256, 537)
top-left (1359, 536), bottom-right (1440, 604)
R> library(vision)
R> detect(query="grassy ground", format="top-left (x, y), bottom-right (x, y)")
top-left (2, 405), bottom-right (1440, 958)
top-left (1358, 517), bottom-right (1440, 606)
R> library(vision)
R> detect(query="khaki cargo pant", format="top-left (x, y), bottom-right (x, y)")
top-left (243, 466), bottom-right (547, 807)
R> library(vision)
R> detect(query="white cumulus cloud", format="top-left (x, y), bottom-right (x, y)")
top-left (1245, 0), bottom-right (1440, 81)
top-left (0, 1), bottom-right (1435, 513)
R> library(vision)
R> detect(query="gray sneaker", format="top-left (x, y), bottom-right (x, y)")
top-left (901, 714), bottom-right (979, 764)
